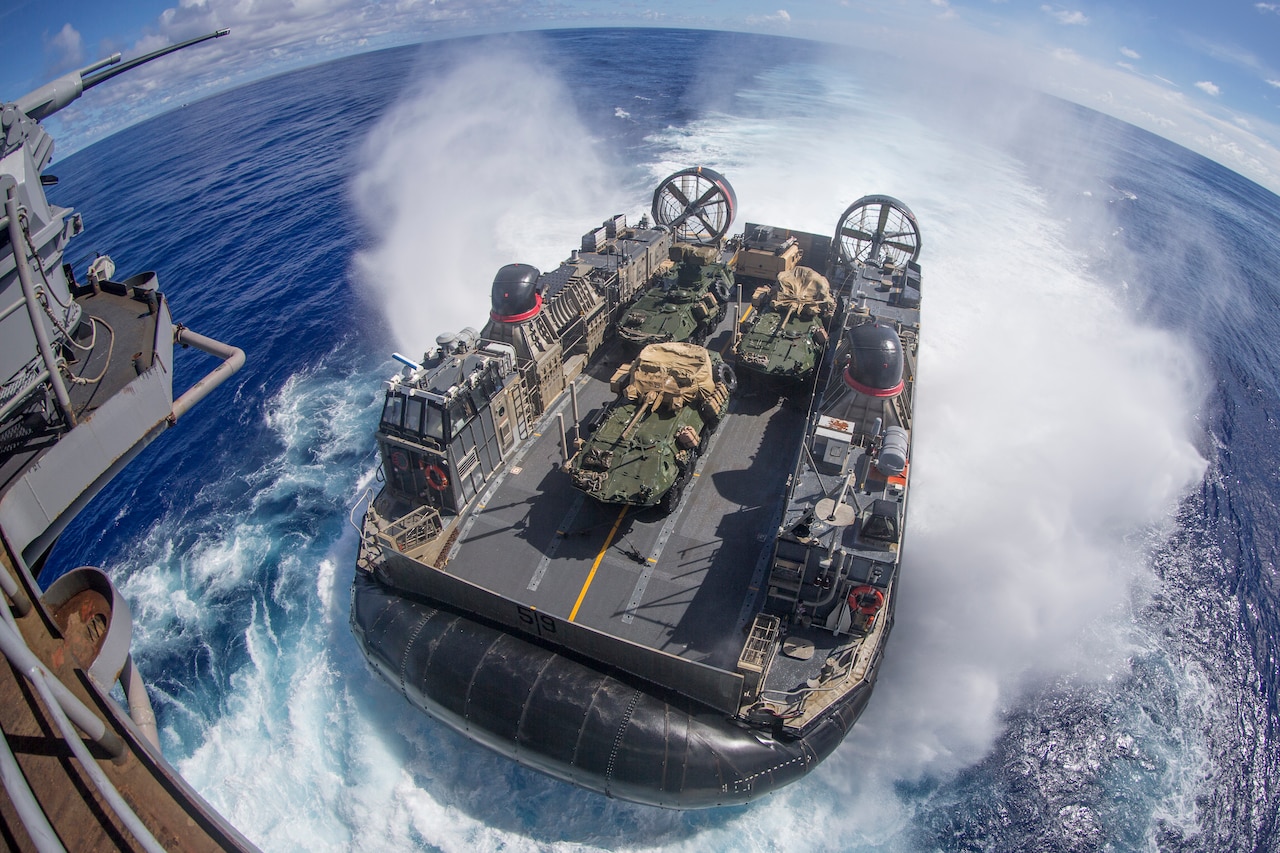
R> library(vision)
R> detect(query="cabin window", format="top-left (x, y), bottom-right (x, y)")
top-left (449, 397), bottom-right (477, 438)
top-left (380, 394), bottom-right (404, 429)
top-left (423, 403), bottom-right (445, 442)
top-left (404, 397), bottom-right (424, 435)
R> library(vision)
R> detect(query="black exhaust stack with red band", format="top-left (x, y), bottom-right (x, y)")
top-left (490, 263), bottom-right (543, 323)
top-left (844, 321), bottom-right (904, 397)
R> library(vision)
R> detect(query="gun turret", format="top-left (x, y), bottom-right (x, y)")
top-left (1, 28), bottom-right (234, 440)
top-left (12, 29), bottom-right (230, 122)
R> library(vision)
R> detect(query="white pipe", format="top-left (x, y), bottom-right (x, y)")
top-left (26, 667), bottom-right (166, 853)
top-left (170, 325), bottom-right (245, 421)
top-left (0, 619), bottom-right (124, 758)
top-left (4, 181), bottom-right (76, 428)
top-left (119, 655), bottom-right (159, 751)
top-left (0, 730), bottom-right (64, 852)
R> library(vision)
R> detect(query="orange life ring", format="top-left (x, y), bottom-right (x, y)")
top-left (390, 450), bottom-right (408, 472)
top-left (424, 463), bottom-right (449, 491)
top-left (848, 585), bottom-right (884, 616)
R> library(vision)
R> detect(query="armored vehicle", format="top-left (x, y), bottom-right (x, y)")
top-left (352, 171), bottom-right (924, 809)
top-left (734, 265), bottom-right (837, 384)
top-left (565, 341), bottom-right (733, 512)
top-left (616, 244), bottom-right (733, 350)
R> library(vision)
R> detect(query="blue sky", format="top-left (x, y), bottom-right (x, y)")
top-left (4, 1), bottom-right (1280, 192)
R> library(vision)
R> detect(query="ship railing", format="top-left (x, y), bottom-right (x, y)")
top-left (349, 486), bottom-right (374, 536)
top-left (757, 641), bottom-right (863, 710)
top-left (382, 504), bottom-right (444, 555)
top-left (0, 604), bottom-right (166, 853)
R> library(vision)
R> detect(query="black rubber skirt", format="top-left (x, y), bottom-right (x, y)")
top-left (350, 572), bottom-right (877, 808)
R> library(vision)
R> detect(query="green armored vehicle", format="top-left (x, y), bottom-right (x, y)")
top-left (733, 265), bottom-right (837, 384)
top-left (566, 341), bottom-right (734, 513)
top-left (617, 244), bottom-right (733, 351)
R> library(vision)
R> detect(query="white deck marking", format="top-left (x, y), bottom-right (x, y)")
top-left (621, 428), bottom-right (722, 624)
top-left (528, 492), bottom-right (585, 591)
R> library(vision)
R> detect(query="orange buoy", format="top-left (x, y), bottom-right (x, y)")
top-left (424, 463), bottom-right (449, 491)
top-left (847, 585), bottom-right (884, 617)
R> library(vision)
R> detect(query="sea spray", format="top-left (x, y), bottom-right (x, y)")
top-left (351, 40), bottom-right (619, 354)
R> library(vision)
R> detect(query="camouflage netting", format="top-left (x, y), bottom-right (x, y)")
top-left (670, 243), bottom-right (720, 266)
top-left (772, 266), bottom-right (835, 319)
top-left (626, 341), bottom-right (717, 409)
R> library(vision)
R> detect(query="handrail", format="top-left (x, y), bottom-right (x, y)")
top-left (0, 367), bottom-right (52, 426)
top-left (24, 663), bottom-right (166, 853)
top-left (0, 619), bottom-right (124, 757)
top-left (0, 614), bottom-right (164, 851)
top-left (1, 294), bottom-right (29, 322)
top-left (171, 325), bottom-right (245, 421)
top-left (349, 486), bottom-right (374, 536)
top-left (0, 729), bottom-right (63, 852)
top-left (0, 565), bottom-right (31, 617)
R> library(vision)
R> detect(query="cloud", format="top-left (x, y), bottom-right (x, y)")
top-left (929, 0), bottom-right (957, 18)
top-left (33, 0), bottom-right (1280, 200)
top-left (1268, 79), bottom-right (1280, 89)
top-left (1195, 39), bottom-right (1271, 77)
top-left (1257, 2), bottom-right (1280, 13)
top-left (44, 22), bottom-right (83, 73)
top-left (1196, 80), bottom-right (1221, 96)
top-left (44, 0), bottom-right (567, 155)
top-left (746, 10), bottom-right (791, 26)
top-left (1120, 46), bottom-right (1140, 60)
top-left (1040, 5), bottom-right (1088, 25)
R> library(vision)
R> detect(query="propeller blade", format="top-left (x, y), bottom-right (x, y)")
top-left (876, 203), bottom-right (891, 234)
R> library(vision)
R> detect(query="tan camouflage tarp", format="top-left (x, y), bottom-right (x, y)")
top-left (773, 266), bottom-right (835, 318)
top-left (626, 341), bottom-right (716, 407)
top-left (669, 243), bottom-right (720, 265)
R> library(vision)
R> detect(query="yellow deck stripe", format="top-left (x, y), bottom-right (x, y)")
top-left (568, 302), bottom-right (749, 622)
top-left (569, 506), bottom-right (628, 622)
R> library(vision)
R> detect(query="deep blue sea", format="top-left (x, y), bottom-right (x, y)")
top-left (44, 28), bottom-right (1280, 852)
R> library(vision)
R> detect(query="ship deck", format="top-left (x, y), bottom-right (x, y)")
top-left (0, 545), bottom-right (254, 851)
top-left (439, 321), bottom-right (806, 674)
top-left (0, 285), bottom-right (161, 503)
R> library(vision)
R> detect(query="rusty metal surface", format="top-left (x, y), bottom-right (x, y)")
top-left (0, 545), bottom-right (256, 852)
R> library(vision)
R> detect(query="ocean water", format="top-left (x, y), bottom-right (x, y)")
top-left (44, 28), bottom-right (1279, 851)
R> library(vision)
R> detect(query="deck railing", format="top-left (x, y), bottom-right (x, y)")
top-left (0, 593), bottom-right (164, 853)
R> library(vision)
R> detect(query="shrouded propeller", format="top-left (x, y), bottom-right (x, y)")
top-left (834, 195), bottom-right (920, 267)
top-left (651, 166), bottom-right (737, 245)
